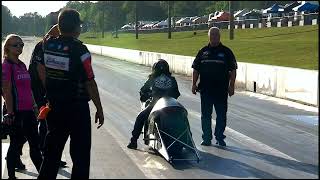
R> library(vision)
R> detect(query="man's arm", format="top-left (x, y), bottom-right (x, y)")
top-left (226, 47), bottom-right (238, 97)
top-left (192, 69), bottom-right (199, 95)
top-left (139, 77), bottom-right (153, 101)
top-left (79, 46), bottom-right (104, 128)
top-left (228, 69), bottom-right (236, 97)
top-left (86, 79), bottom-right (104, 128)
top-left (37, 63), bottom-right (46, 88)
top-left (191, 48), bottom-right (203, 95)
top-left (172, 77), bottom-right (181, 99)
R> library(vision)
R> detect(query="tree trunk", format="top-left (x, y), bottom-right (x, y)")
top-left (102, 10), bottom-right (105, 38)
top-left (229, 1), bottom-right (234, 40)
top-left (135, 1), bottom-right (138, 39)
top-left (168, 1), bottom-right (171, 39)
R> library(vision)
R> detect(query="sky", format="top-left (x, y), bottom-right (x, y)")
top-left (2, 1), bottom-right (69, 17)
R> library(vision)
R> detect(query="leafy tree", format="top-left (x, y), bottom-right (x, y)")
top-left (2, 5), bottom-right (12, 35)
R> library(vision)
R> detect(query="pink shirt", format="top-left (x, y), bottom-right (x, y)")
top-left (2, 58), bottom-right (34, 111)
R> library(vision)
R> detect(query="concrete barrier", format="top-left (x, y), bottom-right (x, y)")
top-left (242, 24), bottom-right (246, 29)
top-left (250, 24), bottom-right (254, 28)
top-left (258, 23), bottom-right (262, 28)
top-left (86, 44), bottom-right (319, 106)
top-left (288, 21), bottom-right (292, 27)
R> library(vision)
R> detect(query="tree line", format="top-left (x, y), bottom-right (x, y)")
top-left (2, 1), bottom-right (292, 37)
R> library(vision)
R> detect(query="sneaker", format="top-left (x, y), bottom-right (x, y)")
top-left (127, 141), bottom-right (137, 149)
top-left (59, 160), bottom-right (67, 167)
top-left (216, 139), bottom-right (226, 146)
top-left (200, 140), bottom-right (211, 146)
top-left (15, 158), bottom-right (26, 170)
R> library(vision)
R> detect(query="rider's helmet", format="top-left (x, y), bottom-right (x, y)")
top-left (152, 59), bottom-right (170, 75)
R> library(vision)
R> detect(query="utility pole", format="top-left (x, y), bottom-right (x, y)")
top-left (168, 1), bottom-right (171, 39)
top-left (135, 1), bottom-right (138, 39)
top-left (172, 1), bottom-right (175, 29)
top-left (229, 1), bottom-right (234, 40)
top-left (102, 10), bottom-right (105, 38)
top-left (34, 15), bottom-right (36, 36)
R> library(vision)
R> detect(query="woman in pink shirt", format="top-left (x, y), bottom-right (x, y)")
top-left (2, 34), bottom-right (43, 179)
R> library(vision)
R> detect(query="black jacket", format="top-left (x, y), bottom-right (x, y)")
top-left (28, 41), bottom-right (47, 107)
top-left (139, 74), bottom-right (180, 102)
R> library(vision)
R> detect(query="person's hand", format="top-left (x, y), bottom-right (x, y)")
top-left (95, 109), bottom-right (104, 129)
top-left (228, 84), bottom-right (235, 97)
top-left (192, 84), bottom-right (198, 95)
top-left (3, 114), bottom-right (15, 126)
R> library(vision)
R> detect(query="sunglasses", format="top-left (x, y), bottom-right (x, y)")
top-left (10, 43), bottom-right (24, 48)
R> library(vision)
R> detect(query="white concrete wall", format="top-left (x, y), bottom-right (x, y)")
top-left (288, 21), bottom-right (292, 27)
top-left (86, 44), bottom-right (319, 106)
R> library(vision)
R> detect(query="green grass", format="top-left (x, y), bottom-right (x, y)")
top-left (79, 25), bottom-right (318, 70)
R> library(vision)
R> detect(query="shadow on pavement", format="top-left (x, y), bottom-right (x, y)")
top-left (14, 167), bottom-right (72, 179)
top-left (215, 145), bottom-right (318, 175)
top-left (15, 169), bottom-right (38, 178)
top-left (171, 144), bottom-right (318, 178)
top-left (57, 168), bottom-right (71, 178)
top-left (171, 147), bottom-right (280, 179)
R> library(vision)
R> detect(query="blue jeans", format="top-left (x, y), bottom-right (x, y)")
top-left (200, 92), bottom-right (228, 142)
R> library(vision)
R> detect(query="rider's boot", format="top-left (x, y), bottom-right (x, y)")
top-left (127, 138), bottom-right (138, 149)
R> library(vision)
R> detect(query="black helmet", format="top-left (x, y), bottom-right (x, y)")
top-left (152, 59), bottom-right (169, 75)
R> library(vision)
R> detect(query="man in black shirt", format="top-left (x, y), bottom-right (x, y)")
top-left (37, 9), bottom-right (104, 179)
top-left (29, 24), bottom-right (67, 167)
top-left (191, 27), bottom-right (237, 146)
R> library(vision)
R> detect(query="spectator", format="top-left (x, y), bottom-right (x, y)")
top-left (2, 34), bottom-right (43, 179)
top-left (37, 9), bottom-right (104, 179)
top-left (191, 27), bottom-right (237, 147)
top-left (28, 24), bottom-right (67, 168)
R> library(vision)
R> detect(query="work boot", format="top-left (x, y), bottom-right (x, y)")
top-left (216, 139), bottom-right (226, 146)
top-left (59, 160), bottom-right (67, 167)
top-left (200, 140), bottom-right (211, 146)
top-left (127, 140), bottom-right (138, 149)
top-left (15, 158), bottom-right (26, 170)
